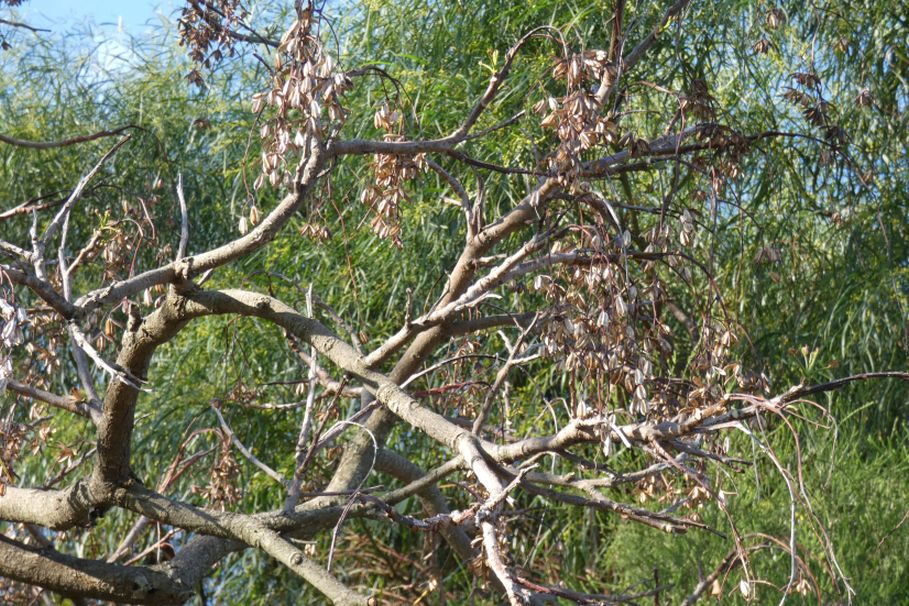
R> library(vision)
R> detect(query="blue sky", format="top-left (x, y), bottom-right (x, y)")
top-left (11, 1), bottom-right (184, 73)
top-left (19, 0), bottom-right (180, 33)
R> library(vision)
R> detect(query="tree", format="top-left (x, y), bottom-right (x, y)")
top-left (1, 0), bottom-right (907, 604)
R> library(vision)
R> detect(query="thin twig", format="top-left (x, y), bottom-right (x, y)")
top-left (211, 402), bottom-right (286, 486)
top-left (284, 285), bottom-right (319, 509)
top-left (0, 125), bottom-right (134, 150)
top-left (41, 134), bottom-right (132, 261)
top-left (175, 174), bottom-right (189, 261)
top-left (473, 317), bottom-right (539, 433)
top-left (0, 18), bottom-right (50, 33)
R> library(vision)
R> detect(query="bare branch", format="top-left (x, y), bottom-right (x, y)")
top-left (0, 17), bottom-right (50, 34)
top-left (1, 263), bottom-right (76, 318)
top-left (622, 0), bottom-right (692, 72)
top-left (472, 317), bottom-right (540, 433)
top-left (285, 286), bottom-right (319, 508)
top-left (4, 378), bottom-right (93, 419)
top-left (374, 448), bottom-right (476, 561)
top-left (74, 141), bottom-right (325, 315)
top-left (778, 371), bottom-right (909, 401)
top-left (256, 527), bottom-right (371, 606)
top-left (211, 401), bottom-right (286, 486)
top-left (0, 126), bottom-right (135, 150)
top-left (0, 535), bottom-right (193, 605)
top-left (41, 135), bottom-right (132, 258)
top-left (0, 239), bottom-right (29, 261)
top-left (175, 173), bottom-right (189, 261)
top-left (450, 25), bottom-right (562, 140)
top-left (0, 483), bottom-right (99, 530)
top-left (681, 549), bottom-right (741, 606)
top-left (364, 227), bottom-right (556, 367)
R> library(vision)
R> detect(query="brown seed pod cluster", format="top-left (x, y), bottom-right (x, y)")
top-left (680, 78), bottom-right (716, 120)
top-left (252, 7), bottom-right (351, 190)
top-left (532, 192), bottom-right (749, 426)
top-left (359, 101), bottom-right (426, 247)
top-left (752, 38), bottom-right (771, 54)
top-left (765, 6), bottom-right (786, 30)
top-left (194, 428), bottom-right (242, 509)
top-left (178, 0), bottom-right (248, 86)
top-left (534, 50), bottom-right (619, 182)
top-left (536, 225), bottom-right (671, 417)
top-left (0, 417), bottom-right (26, 491)
top-left (21, 336), bottom-right (63, 394)
top-left (299, 221), bottom-right (331, 241)
top-left (524, 48), bottom-right (753, 422)
top-left (783, 72), bottom-right (845, 145)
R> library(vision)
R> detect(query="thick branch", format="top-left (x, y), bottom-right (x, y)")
top-left (114, 485), bottom-right (371, 604)
top-left (4, 379), bottom-right (94, 420)
top-left (375, 448), bottom-right (475, 562)
top-left (0, 535), bottom-right (193, 605)
top-left (179, 289), bottom-right (473, 451)
top-left (1, 263), bottom-right (77, 318)
top-left (0, 483), bottom-right (99, 530)
top-left (92, 292), bottom-right (194, 486)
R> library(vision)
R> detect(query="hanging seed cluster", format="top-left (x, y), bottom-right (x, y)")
top-left (359, 101), bottom-right (426, 247)
top-left (535, 226), bottom-right (671, 417)
top-left (523, 43), bottom-right (755, 423)
top-left (680, 78), bottom-right (716, 120)
top-left (178, 0), bottom-right (247, 86)
top-left (783, 72), bottom-right (845, 145)
top-left (252, 8), bottom-right (351, 190)
top-left (0, 417), bottom-right (27, 493)
top-left (536, 215), bottom-right (748, 424)
top-left (2, 277), bottom-right (63, 398)
top-left (1, 293), bottom-right (67, 496)
top-left (533, 50), bottom-right (620, 183)
top-left (526, 49), bottom-right (670, 418)
top-left (193, 426), bottom-right (242, 509)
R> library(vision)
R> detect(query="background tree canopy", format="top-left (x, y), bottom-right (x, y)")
top-left (0, 0), bottom-right (907, 604)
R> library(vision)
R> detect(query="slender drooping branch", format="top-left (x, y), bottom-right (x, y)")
top-left (0, 125), bottom-right (136, 150)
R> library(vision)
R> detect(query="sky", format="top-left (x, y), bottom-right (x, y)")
top-left (10, 1), bottom-right (183, 73)
top-left (18, 0), bottom-right (179, 34)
